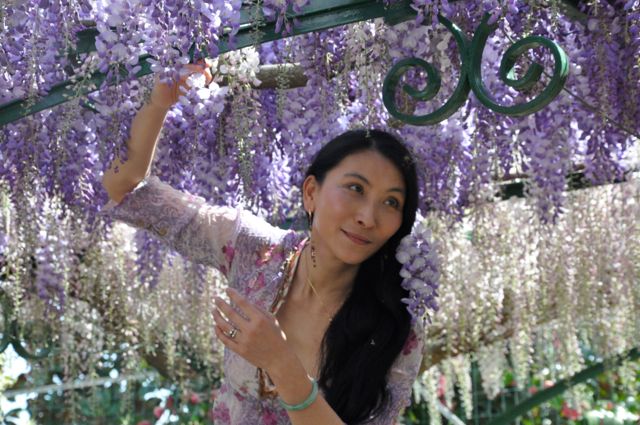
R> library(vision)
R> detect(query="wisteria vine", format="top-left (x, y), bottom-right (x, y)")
top-left (0, 0), bottom-right (639, 421)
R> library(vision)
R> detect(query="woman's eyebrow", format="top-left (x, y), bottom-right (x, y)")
top-left (343, 172), bottom-right (405, 194)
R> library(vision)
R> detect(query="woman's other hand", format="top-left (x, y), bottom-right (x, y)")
top-left (213, 287), bottom-right (296, 374)
top-left (149, 59), bottom-right (214, 109)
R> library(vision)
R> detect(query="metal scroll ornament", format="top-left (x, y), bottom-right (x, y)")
top-left (383, 13), bottom-right (570, 125)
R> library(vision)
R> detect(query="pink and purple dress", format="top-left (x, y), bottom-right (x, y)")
top-left (102, 175), bottom-right (425, 425)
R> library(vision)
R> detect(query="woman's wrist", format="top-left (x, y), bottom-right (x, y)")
top-left (265, 348), bottom-right (301, 384)
top-left (279, 377), bottom-right (318, 411)
top-left (267, 351), bottom-right (315, 405)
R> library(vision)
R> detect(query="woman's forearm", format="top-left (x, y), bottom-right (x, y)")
top-left (102, 101), bottom-right (170, 203)
top-left (102, 62), bottom-right (211, 203)
top-left (268, 353), bottom-right (345, 425)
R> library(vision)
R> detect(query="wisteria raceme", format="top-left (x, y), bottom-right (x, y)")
top-left (471, 103), bottom-right (507, 193)
top-left (92, 0), bottom-right (243, 86)
top-left (396, 220), bottom-right (440, 326)
top-left (278, 32), bottom-right (345, 189)
top-left (0, 0), bottom-right (637, 228)
top-left (134, 230), bottom-right (168, 290)
top-left (94, 0), bottom-right (148, 82)
top-left (518, 107), bottom-right (575, 224)
top-left (0, 195), bottom-right (7, 258)
top-left (34, 210), bottom-right (71, 315)
top-left (263, 0), bottom-right (312, 34)
top-left (89, 78), bottom-right (143, 178)
top-left (0, 2), bottom-right (72, 102)
top-left (0, 4), bottom-right (639, 419)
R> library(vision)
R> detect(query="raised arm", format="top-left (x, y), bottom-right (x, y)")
top-left (101, 62), bottom-right (213, 203)
top-left (99, 61), bottom-right (252, 275)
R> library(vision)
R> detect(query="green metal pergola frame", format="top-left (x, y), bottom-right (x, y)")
top-left (3, 2), bottom-right (631, 423)
top-left (0, 0), bottom-right (572, 127)
top-left (0, 0), bottom-right (417, 126)
top-left (485, 347), bottom-right (640, 425)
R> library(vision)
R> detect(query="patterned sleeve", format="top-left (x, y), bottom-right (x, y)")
top-left (100, 175), bottom-right (242, 277)
top-left (366, 320), bottom-right (425, 425)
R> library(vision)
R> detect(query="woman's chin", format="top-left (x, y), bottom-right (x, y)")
top-left (335, 249), bottom-right (374, 266)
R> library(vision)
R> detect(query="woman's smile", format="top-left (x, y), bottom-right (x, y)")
top-left (341, 229), bottom-right (372, 245)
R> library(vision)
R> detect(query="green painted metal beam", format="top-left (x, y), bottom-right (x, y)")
top-left (496, 166), bottom-right (634, 201)
top-left (0, 0), bottom-right (417, 127)
top-left (485, 347), bottom-right (640, 425)
top-left (0, 0), bottom-right (584, 127)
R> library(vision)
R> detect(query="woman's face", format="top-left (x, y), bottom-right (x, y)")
top-left (303, 149), bottom-right (406, 265)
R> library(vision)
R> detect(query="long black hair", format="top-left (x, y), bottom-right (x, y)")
top-left (304, 129), bottom-right (419, 423)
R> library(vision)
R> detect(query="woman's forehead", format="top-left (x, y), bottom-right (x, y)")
top-left (330, 151), bottom-right (405, 190)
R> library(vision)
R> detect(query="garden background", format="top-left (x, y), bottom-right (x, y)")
top-left (0, 0), bottom-right (639, 423)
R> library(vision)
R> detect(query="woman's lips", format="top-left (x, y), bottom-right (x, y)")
top-left (342, 229), bottom-right (371, 245)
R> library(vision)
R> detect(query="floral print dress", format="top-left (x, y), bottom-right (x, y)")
top-left (102, 175), bottom-right (425, 425)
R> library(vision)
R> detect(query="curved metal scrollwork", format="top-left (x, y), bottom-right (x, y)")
top-left (469, 13), bottom-right (570, 116)
top-left (383, 15), bottom-right (470, 126)
top-left (0, 291), bottom-right (53, 360)
top-left (383, 13), bottom-right (570, 125)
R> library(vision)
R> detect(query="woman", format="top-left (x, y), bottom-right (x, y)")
top-left (102, 62), bottom-right (424, 424)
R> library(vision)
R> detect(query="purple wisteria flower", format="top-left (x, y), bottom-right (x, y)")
top-left (263, 0), bottom-right (311, 34)
top-left (0, 227), bottom-right (7, 258)
top-left (0, 0), bottom-right (638, 307)
top-left (396, 220), bottom-right (440, 326)
top-left (35, 224), bottom-right (69, 316)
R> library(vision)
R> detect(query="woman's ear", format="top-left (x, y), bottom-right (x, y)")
top-left (302, 175), bottom-right (318, 213)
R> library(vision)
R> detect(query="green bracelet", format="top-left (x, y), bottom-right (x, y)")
top-left (278, 378), bottom-right (319, 411)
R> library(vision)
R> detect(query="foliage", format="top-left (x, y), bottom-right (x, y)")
top-left (1, 349), bottom-right (224, 424)
top-left (402, 357), bottom-right (640, 425)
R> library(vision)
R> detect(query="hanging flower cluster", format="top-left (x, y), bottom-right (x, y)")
top-left (413, 172), bottom-right (640, 422)
top-left (263, 0), bottom-right (311, 34)
top-left (34, 220), bottom-right (69, 314)
top-left (396, 219), bottom-right (440, 326)
top-left (0, 0), bottom-right (640, 420)
top-left (2, 164), bottom-right (638, 421)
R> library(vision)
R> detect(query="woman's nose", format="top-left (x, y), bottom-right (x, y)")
top-left (356, 204), bottom-right (376, 228)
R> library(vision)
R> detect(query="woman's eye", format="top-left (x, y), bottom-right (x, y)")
top-left (348, 184), bottom-right (363, 193)
top-left (386, 198), bottom-right (401, 209)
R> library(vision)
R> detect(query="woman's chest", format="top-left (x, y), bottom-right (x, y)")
top-left (275, 301), bottom-right (330, 379)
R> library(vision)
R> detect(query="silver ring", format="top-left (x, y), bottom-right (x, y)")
top-left (227, 328), bottom-right (238, 339)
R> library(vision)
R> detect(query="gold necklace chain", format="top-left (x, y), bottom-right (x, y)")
top-left (305, 241), bottom-right (335, 322)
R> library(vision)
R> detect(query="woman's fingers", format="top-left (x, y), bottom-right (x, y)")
top-left (214, 294), bottom-right (250, 327)
top-left (214, 322), bottom-right (235, 343)
top-left (212, 288), bottom-right (293, 371)
top-left (226, 288), bottom-right (258, 320)
top-left (204, 65), bottom-right (213, 86)
top-left (192, 58), bottom-right (214, 86)
top-left (149, 60), bottom-right (214, 108)
top-left (213, 307), bottom-right (239, 340)
top-left (178, 64), bottom-right (204, 85)
top-left (176, 63), bottom-right (213, 91)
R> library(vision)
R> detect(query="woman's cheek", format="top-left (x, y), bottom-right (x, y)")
top-left (378, 207), bottom-right (402, 232)
top-left (331, 189), bottom-right (357, 212)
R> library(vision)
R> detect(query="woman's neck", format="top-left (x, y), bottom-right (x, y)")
top-left (296, 240), bottom-right (357, 309)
